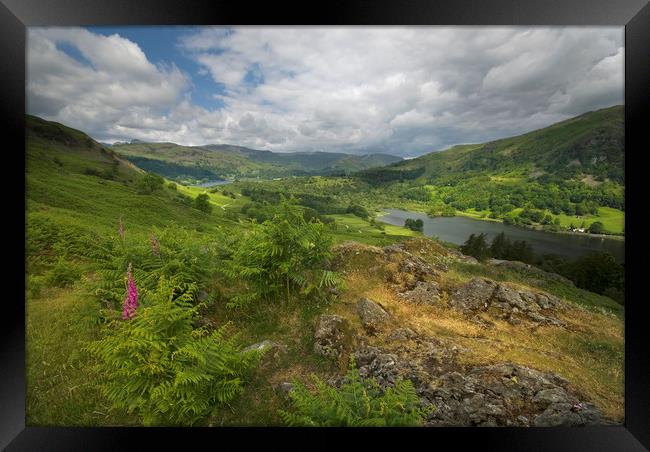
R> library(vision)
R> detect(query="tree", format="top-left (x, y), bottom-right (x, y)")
top-left (588, 221), bottom-right (605, 234)
top-left (567, 252), bottom-right (624, 295)
top-left (346, 204), bottom-right (370, 219)
top-left (489, 232), bottom-right (511, 260)
top-left (404, 218), bottom-right (424, 232)
top-left (460, 233), bottom-right (490, 261)
top-left (136, 173), bottom-right (165, 194)
top-left (509, 240), bottom-right (535, 263)
top-left (194, 193), bottom-right (213, 214)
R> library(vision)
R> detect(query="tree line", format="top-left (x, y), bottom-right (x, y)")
top-left (460, 232), bottom-right (624, 303)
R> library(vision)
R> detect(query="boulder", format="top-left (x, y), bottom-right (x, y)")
top-left (387, 327), bottom-right (419, 342)
top-left (398, 280), bottom-right (441, 305)
top-left (356, 298), bottom-right (391, 334)
top-left (243, 340), bottom-right (287, 365)
top-left (313, 315), bottom-right (350, 359)
top-left (449, 278), bottom-right (498, 311)
top-left (448, 278), bottom-right (566, 327)
top-left (275, 382), bottom-right (294, 400)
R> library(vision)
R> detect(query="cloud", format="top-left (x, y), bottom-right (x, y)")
top-left (27, 27), bottom-right (188, 141)
top-left (28, 27), bottom-right (623, 155)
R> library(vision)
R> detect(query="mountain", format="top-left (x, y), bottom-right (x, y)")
top-left (357, 105), bottom-right (624, 185)
top-left (110, 141), bottom-right (402, 184)
top-left (25, 114), bottom-right (230, 236)
top-left (352, 106), bottom-right (624, 232)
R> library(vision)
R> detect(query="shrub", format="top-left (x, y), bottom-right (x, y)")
top-left (404, 218), bottom-right (423, 232)
top-left (136, 173), bottom-right (165, 194)
top-left (175, 193), bottom-right (193, 206)
top-left (27, 275), bottom-right (46, 298)
top-left (86, 278), bottom-right (259, 426)
top-left (90, 226), bottom-right (220, 311)
top-left (167, 182), bottom-right (177, 190)
top-left (588, 221), bottom-right (605, 234)
top-left (346, 204), bottom-right (369, 220)
top-left (194, 193), bottom-right (213, 214)
top-left (44, 258), bottom-right (82, 288)
top-left (278, 360), bottom-right (430, 426)
top-left (223, 200), bottom-right (340, 306)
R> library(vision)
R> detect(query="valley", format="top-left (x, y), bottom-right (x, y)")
top-left (25, 108), bottom-right (625, 427)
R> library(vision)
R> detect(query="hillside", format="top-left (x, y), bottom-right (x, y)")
top-left (110, 141), bottom-right (401, 184)
top-left (354, 106), bottom-right (624, 233)
top-left (359, 105), bottom-right (624, 184)
top-left (25, 115), bottom-right (623, 428)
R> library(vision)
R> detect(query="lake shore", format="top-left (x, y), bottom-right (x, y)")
top-left (378, 205), bottom-right (624, 240)
top-left (377, 208), bottom-right (624, 262)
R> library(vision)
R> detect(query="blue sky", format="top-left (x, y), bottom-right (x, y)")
top-left (27, 26), bottom-right (624, 156)
top-left (88, 26), bottom-right (229, 111)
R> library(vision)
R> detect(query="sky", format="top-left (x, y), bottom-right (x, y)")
top-left (26, 26), bottom-right (624, 157)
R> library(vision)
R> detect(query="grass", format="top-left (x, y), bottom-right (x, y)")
top-left (326, 213), bottom-right (418, 246)
top-left (331, 242), bottom-right (624, 422)
top-left (26, 286), bottom-right (137, 426)
top-left (553, 207), bottom-right (624, 234)
top-left (24, 115), bottom-right (626, 427)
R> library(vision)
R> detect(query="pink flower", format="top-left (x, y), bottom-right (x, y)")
top-left (122, 263), bottom-right (138, 319)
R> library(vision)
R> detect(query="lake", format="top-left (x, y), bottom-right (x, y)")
top-left (378, 208), bottom-right (625, 263)
top-left (192, 179), bottom-right (232, 188)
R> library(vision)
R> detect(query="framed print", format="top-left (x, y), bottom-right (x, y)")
top-left (2, 0), bottom-right (649, 449)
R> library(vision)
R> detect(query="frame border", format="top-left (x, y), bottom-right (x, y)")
top-left (2, 0), bottom-right (649, 450)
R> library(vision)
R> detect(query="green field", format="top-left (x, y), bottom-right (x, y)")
top-left (553, 207), bottom-right (624, 234)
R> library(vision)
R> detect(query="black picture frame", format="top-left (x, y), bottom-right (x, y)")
top-left (2, 0), bottom-right (649, 450)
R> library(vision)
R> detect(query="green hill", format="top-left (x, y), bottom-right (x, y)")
top-left (25, 114), bottom-right (624, 428)
top-left (110, 141), bottom-right (401, 184)
top-left (354, 106), bottom-right (624, 233)
top-left (358, 105), bottom-right (623, 184)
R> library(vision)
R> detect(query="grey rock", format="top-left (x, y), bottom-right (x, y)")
top-left (243, 340), bottom-right (287, 367)
top-left (398, 280), bottom-right (441, 305)
top-left (533, 403), bottom-right (584, 427)
top-left (533, 387), bottom-right (569, 408)
top-left (357, 298), bottom-right (390, 334)
top-left (243, 340), bottom-right (287, 357)
top-left (448, 278), bottom-right (566, 327)
top-left (493, 284), bottom-right (527, 311)
top-left (313, 315), bottom-right (350, 359)
top-left (387, 327), bottom-right (419, 342)
top-left (449, 278), bottom-right (498, 311)
top-left (276, 382), bottom-right (294, 398)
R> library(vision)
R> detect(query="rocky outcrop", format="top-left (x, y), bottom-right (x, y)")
top-left (448, 278), bottom-right (498, 311)
top-left (387, 327), bottom-right (419, 342)
top-left (487, 259), bottom-right (575, 286)
top-left (357, 298), bottom-right (391, 334)
top-left (449, 278), bottom-right (566, 327)
top-left (313, 315), bottom-right (350, 359)
top-left (382, 243), bottom-right (443, 291)
top-left (397, 280), bottom-right (441, 305)
top-left (352, 340), bottom-right (605, 427)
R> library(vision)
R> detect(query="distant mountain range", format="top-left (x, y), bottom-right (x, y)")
top-left (356, 105), bottom-right (624, 186)
top-left (108, 141), bottom-right (402, 183)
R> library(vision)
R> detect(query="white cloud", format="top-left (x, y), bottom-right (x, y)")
top-left (28, 26), bottom-right (623, 155)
